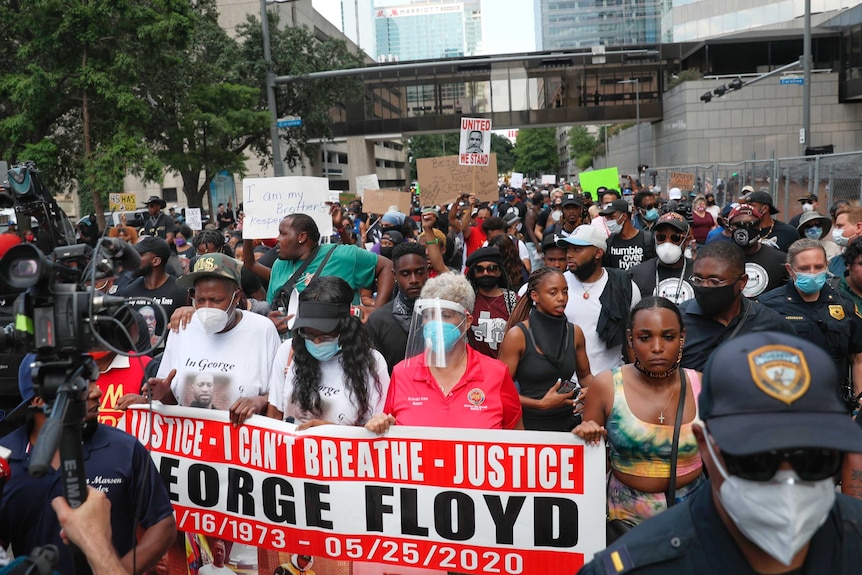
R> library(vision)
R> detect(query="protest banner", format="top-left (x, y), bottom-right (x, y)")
top-left (242, 176), bottom-right (332, 239)
top-left (417, 154), bottom-right (498, 206)
top-left (108, 192), bottom-right (137, 212)
top-left (186, 208), bottom-right (202, 231)
top-left (509, 172), bottom-right (524, 189)
top-left (541, 175), bottom-right (556, 186)
top-left (363, 189), bottom-right (412, 215)
top-left (122, 404), bottom-right (606, 575)
top-left (355, 174), bottom-right (380, 198)
top-left (668, 171), bottom-right (697, 192)
top-left (578, 167), bottom-right (620, 194)
top-left (459, 117), bottom-right (492, 166)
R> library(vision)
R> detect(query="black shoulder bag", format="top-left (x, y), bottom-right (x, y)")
top-left (272, 246), bottom-right (335, 312)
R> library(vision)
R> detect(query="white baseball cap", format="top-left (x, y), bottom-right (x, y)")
top-left (555, 225), bottom-right (607, 252)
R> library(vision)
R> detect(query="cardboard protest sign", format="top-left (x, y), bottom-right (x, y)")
top-left (578, 167), bottom-right (620, 194)
top-left (363, 189), bottom-right (412, 215)
top-left (669, 171), bottom-right (697, 192)
top-left (122, 404), bottom-right (607, 575)
top-left (108, 192), bottom-right (136, 212)
top-left (242, 176), bottom-right (332, 239)
top-left (459, 117), bottom-right (492, 166)
top-left (417, 154), bottom-right (498, 206)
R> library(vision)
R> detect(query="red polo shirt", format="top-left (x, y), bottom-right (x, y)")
top-left (385, 346), bottom-right (522, 429)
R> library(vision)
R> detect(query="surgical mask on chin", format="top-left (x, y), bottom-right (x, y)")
top-left (801, 203), bottom-right (814, 213)
top-left (794, 271), bottom-right (827, 294)
top-left (833, 228), bottom-right (852, 247)
top-left (195, 294), bottom-right (236, 334)
top-left (305, 338), bottom-right (342, 362)
top-left (423, 320), bottom-right (464, 355)
top-left (803, 226), bottom-right (822, 240)
top-left (643, 208), bottom-right (659, 222)
top-left (607, 218), bottom-right (623, 235)
top-left (656, 242), bottom-right (683, 265)
top-left (703, 430), bottom-right (835, 566)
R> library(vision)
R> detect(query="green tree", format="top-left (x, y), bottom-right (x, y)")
top-left (568, 126), bottom-right (598, 171)
top-left (0, 0), bottom-right (192, 225)
top-left (407, 134), bottom-right (460, 180)
top-left (513, 128), bottom-right (557, 177)
top-left (490, 134), bottom-right (515, 174)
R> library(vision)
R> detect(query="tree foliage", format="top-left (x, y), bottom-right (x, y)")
top-left (513, 128), bottom-right (557, 177)
top-left (407, 134), bottom-right (460, 180)
top-left (490, 134), bottom-right (515, 174)
top-left (568, 126), bottom-right (598, 171)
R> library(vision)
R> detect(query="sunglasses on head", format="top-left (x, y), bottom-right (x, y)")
top-left (473, 264), bottom-right (500, 274)
top-left (721, 447), bottom-right (842, 482)
top-left (655, 233), bottom-right (684, 243)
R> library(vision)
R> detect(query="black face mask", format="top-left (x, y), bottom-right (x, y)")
top-left (474, 275), bottom-right (499, 290)
top-left (572, 258), bottom-right (598, 282)
top-left (380, 246), bottom-right (394, 259)
top-left (693, 283), bottom-right (738, 316)
top-left (731, 227), bottom-right (759, 247)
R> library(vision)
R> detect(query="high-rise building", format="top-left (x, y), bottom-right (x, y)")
top-left (337, 0), bottom-right (378, 58)
top-left (538, 0), bottom-right (664, 50)
top-left (374, 1), bottom-right (482, 62)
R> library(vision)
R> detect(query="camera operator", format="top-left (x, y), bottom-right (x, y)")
top-left (0, 355), bottom-right (176, 574)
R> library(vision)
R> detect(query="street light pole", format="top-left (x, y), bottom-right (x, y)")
top-left (618, 78), bottom-right (640, 176)
top-left (261, 0), bottom-right (292, 177)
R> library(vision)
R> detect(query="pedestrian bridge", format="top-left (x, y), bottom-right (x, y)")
top-left (276, 43), bottom-right (702, 138)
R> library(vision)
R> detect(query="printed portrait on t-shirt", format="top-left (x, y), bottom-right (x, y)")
top-left (181, 372), bottom-right (231, 410)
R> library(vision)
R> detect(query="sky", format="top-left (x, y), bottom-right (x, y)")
top-left (311, 0), bottom-right (537, 56)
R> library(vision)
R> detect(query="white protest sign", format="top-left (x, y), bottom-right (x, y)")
top-left (185, 208), bottom-right (202, 230)
top-left (354, 174), bottom-right (380, 198)
top-left (542, 174), bottom-right (557, 185)
top-left (459, 117), bottom-right (492, 166)
top-left (329, 190), bottom-right (341, 204)
top-left (510, 172), bottom-right (524, 189)
top-left (242, 176), bottom-right (332, 239)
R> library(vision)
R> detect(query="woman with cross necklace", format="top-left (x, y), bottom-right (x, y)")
top-left (574, 296), bottom-right (706, 526)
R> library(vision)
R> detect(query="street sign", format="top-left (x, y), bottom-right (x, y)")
top-left (277, 117), bottom-right (303, 128)
top-left (780, 77), bottom-right (804, 85)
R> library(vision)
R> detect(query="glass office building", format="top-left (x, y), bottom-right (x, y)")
top-left (375, 2), bottom-right (479, 61)
top-left (539, 0), bottom-right (665, 49)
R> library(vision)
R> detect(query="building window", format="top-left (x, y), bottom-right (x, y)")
top-left (162, 188), bottom-right (178, 202)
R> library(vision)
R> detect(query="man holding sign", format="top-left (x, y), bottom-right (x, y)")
top-left (459, 117), bottom-right (492, 166)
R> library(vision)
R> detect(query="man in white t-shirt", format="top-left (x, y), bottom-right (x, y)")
top-left (146, 253), bottom-right (281, 424)
top-left (557, 225), bottom-right (641, 375)
top-left (199, 540), bottom-right (234, 575)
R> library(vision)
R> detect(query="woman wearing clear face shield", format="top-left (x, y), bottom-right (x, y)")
top-left (365, 273), bottom-right (524, 433)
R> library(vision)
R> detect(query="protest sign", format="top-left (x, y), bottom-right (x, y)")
top-left (363, 189), bottom-right (412, 215)
top-left (186, 208), bottom-right (202, 231)
top-left (108, 192), bottom-right (136, 212)
top-left (509, 172), bottom-right (524, 189)
top-left (242, 177), bottom-right (332, 239)
top-left (417, 154), bottom-right (498, 206)
top-left (578, 167), bottom-right (620, 194)
top-left (355, 174), bottom-right (380, 198)
top-left (668, 171), bottom-right (697, 192)
top-left (541, 175), bottom-right (556, 186)
top-left (122, 404), bottom-right (606, 575)
top-left (459, 117), bottom-right (492, 166)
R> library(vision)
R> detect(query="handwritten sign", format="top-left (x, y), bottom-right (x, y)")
top-left (354, 174), bottom-right (380, 199)
top-left (459, 117), bottom-right (492, 166)
top-left (417, 154), bottom-right (498, 206)
top-left (363, 189), bottom-right (412, 215)
top-left (242, 176), bottom-right (332, 239)
top-left (108, 192), bottom-right (136, 212)
top-left (541, 175), bottom-right (556, 185)
top-left (578, 167), bottom-right (620, 194)
top-left (669, 171), bottom-right (697, 192)
top-left (185, 208), bottom-right (202, 230)
top-left (510, 172), bottom-right (524, 189)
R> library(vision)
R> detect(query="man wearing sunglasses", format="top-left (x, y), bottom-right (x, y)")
top-left (629, 212), bottom-right (696, 304)
top-left (581, 331), bottom-right (862, 574)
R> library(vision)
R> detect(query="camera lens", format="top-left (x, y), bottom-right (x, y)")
top-left (11, 259), bottom-right (39, 280)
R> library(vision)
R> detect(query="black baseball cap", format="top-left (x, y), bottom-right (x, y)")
top-left (294, 301), bottom-right (349, 333)
top-left (541, 233), bottom-right (564, 250)
top-left (699, 332), bottom-right (862, 455)
top-left (746, 190), bottom-right (779, 214)
top-left (560, 193), bottom-right (582, 208)
top-left (134, 236), bottom-right (171, 262)
top-left (599, 199), bottom-right (631, 216)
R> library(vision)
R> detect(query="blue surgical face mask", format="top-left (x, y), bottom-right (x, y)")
top-left (793, 271), bottom-right (827, 295)
top-left (423, 321), bottom-right (463, 354)
top-left (305, 338), bottom-right (342, 362)
top-left (643, 208), bottom-right (659, 222)
top-left (833, 228), bottom-right (851, 247)
top-left (804, 226), bottom-right (822, 240)
top-left (606, 217), bottom-right (623, 235)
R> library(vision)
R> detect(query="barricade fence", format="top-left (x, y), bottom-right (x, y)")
top-left (648, 151), bottom-right (862, 214)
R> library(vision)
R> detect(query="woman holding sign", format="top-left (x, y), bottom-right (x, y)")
top-left (365, 273), bottom-right (523, 433)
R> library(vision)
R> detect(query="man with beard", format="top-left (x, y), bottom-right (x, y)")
top-left (542, 193), bottom-right (585, 239)
top-left (678, 241), bottom-right (794, 372)
top-left (118, 236), bottom-right (189, 348)
top-left (629, 212), bottom-right (696, 304)
top-left (190, 372), bottom-right (217, 409)
top-left (558, 225), bottom-right (641, 374)
top-left (724, 204), bottom-right (788, 298)
top-left (367, 242), bottom-right (429, 373)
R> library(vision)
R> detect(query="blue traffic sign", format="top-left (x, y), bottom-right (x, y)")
top-left (277, 118), bottom-right (303, 128)
top-left (780, 77), bottom-right (804, 85)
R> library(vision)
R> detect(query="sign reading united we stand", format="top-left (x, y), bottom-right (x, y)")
top-left (459, 117), bottom-right (492, 166)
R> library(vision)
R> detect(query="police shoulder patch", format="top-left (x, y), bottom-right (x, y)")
top-left (748, 344), bottom-right (810, 404)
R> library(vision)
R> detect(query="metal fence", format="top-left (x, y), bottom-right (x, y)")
top-left (649, 151), bottom-right (862, 213)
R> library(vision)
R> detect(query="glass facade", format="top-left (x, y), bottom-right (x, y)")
top-left (540, 0), bottom-right (664, 49)
top-left (375, 2), bottom-right (468, 61)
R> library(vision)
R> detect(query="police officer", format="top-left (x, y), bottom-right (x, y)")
top-left (580, 331), bottom-right (862, 574)
top-left (758, 238), bottom-right (862, 409)
top-left (141, 195), bottom-right (176, 244)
